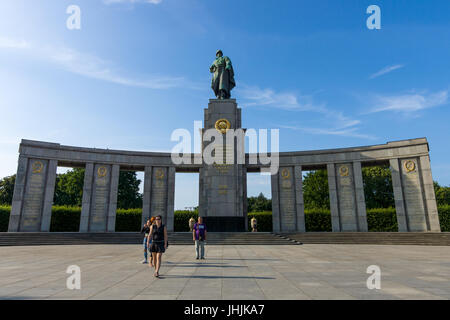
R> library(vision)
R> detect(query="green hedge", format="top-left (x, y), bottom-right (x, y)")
top-left (247, 212), bottom-right (272, 232)
top-left (0, 206), bottom-right (10, 232)
top-left (0, 205), bottom-right (449, 232)
top-left (438, 205), bottom-right (450, 232)
top-left (50, 206), bottom-right (81, 232)
top-left (367, 208), bottom-right (398, 232)
top-left (305, 208), bottom-right (332, 232)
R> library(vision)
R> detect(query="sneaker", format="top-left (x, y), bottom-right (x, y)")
top-left (196, 257), bottom-right (199, 260)
top-left (141, 260), bottom-right (148, 264)
top-left (201, 257), bottom-right (205, 260)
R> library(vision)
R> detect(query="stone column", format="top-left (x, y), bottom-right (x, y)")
top-left (8, 156), bottom-right (29, 232)
top-left (327, 163), bottom-right (367, 232)
top-left (166, 167), bottom-right (175, 232)
top-left (419, 155), bottom-right (441, 232)
top-left (327, 163), bottom-right (341, 232)
top-left (150, 167), bottom-right (169, 225)
top-left (8, 157), bottom-right (57, 232)
top-left (40, 159), bottom-right (58, 232)
top-left (142, 166), bottom-right (153, 227)
top-left (353, 161), bottom-right (368, 232)
top-left (106, 164), bottom-right (120, 232)
top-left (80, 163), bottom-right (116, 232)
top-left (80, 163), bottom-right (94, 232)
top-left (389, 159), bottom-right (408, 232)
top-left (243, 167), bottom-right (248, 231)
top-left (271, 166), bottom-right (305, 233)
top-left (294, 165), bottom-right (306, 232)
top-left (390, 157), bottom-right (440, 232)
top-left (271, 171), bottom-right (281, 232)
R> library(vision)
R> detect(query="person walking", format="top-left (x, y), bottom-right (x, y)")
top-left (147, 215), bottom-right (168, 278)
top-left (140, 219), bottom-right (151, 264)
top-left (193, 217), bottom-right (207, 260)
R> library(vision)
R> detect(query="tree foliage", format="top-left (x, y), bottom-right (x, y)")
top-left (54, 168), bottom-right (85, 206)
top-left (303, 169), bottom-right (330, 210)
top-left (0, 175), bottom-right (15, 205)
top-left (362, 165), bottom-right (394, 209)
top-left (434, 181), bottom-right (450, 206)
top-left (53, 168), bottom-right (142, 209)
top-left (247, 193), bottom-right (271, 212)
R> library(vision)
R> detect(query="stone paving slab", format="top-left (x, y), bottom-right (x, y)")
top-left (0, 244), bottom-right (449, 300)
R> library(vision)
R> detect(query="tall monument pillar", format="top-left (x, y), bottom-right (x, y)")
top-left (199, 99), bottom-right (246, 231)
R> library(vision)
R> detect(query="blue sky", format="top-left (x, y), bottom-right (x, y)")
top-left (0, 0), bottom-right (449, 209)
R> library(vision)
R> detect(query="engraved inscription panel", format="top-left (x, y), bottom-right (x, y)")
top-left (151, 167), bottom-right (168, 218)
top-left (401, 159), bottom-right (426, 230)
top-left (337, 164), bottom-right (357, 230)
top-left (20, 159), bottom-right (48, 231)
top-left (90, 164), bottom-right (111, 231)
top-left (279, 167), bottom-right (296, 231)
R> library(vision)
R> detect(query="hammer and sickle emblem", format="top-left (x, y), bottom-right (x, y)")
top-left (281, 168), bottom-right (290, 179)
top-left (339, 165), bottom-right (349, 177)
top-left (97, 166), bottom-right (107, 177)
top-left (32, 161), bottom-right (44, 174)
top-left (215, 119), bottom-right (231, 134)
top-left (404, 160), bottom-right (416, 173)
top-left (155, 168), bottom-right (165, 180)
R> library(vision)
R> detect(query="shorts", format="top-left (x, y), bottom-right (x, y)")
top-left (150, 241), bottom-right (165, 253)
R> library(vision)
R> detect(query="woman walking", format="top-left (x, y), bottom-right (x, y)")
top-left (140, 219), bottom-right (151, 264)
top-left (147, 215), bottom-right (168, 278)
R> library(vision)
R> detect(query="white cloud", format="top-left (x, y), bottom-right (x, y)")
top-left (369, 64), bottom-right (404, 79)
top-left (280, 125), bottom-right (377, 140)
top-left (237, 85), bottom-right (322, 111)
top-left (238, 84), bottom-right (374, 139)
top-left (0, 36), bottom-right (189, 90)
top-left (0, 37), bottom-right (30, 49)
top-left (369, 90), bottom-right (449, 114)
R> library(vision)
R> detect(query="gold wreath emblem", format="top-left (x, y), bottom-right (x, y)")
top-left (155, 168), bottom-right (165, 180)
top-left (281, 168), bottom-right (290, 179)
top-left (97, 166), bottom-right (107, 177)
top-left (32, 161), bottom-right (43, 174)
top-left (215, 119), bottom-right (231, 134)
top-left (339, 165), bottom-right (349, 177)
top-left (404, 160), bottom-right (416, 173)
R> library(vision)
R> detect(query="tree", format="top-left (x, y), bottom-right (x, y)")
top-left (0, 175), bottom-right (16, 205)
top-left (54, 168), bottom-right (142, 209)
top-left (247, 192), bottom-right (271, 212)
top-left (362, 165), bottom-right (394, 209)
top-left (302, 169), bottom-right (330, 210)
top-left (434, 181), bottom-right (450, 206)
top-left (117, 171), bottom-right (142, 209)
top-left (54, 168), bottom-right (85, 206)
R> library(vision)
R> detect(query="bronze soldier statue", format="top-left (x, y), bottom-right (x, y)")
top-left (210, 50), bottom-right (235, 99)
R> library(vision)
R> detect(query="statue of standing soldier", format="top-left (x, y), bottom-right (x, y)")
top-left (210, 50), bottom-right (235, 99)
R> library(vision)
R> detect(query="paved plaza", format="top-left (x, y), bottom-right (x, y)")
top-left (0, 244), bottom-right (449, 300)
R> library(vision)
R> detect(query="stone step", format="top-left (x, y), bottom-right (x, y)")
top-left (0, 232), bottom-right (448, 246)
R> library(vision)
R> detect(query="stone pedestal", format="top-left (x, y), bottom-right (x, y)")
top-left (199, 99), bottom-right (246, 232)
top-left (271, 166), bottom-right (305, 232)
top-left (141, 166), bottom-right (175, 232)
top-left (79, 163), bottom-right (119, 232)
top-left (8, 157), bottom-right (57, 232)
top-left (327, 162), bottom-right (368, 232)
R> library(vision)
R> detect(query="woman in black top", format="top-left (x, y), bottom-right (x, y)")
top-left (147, 215), bottom-right (168, 278)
